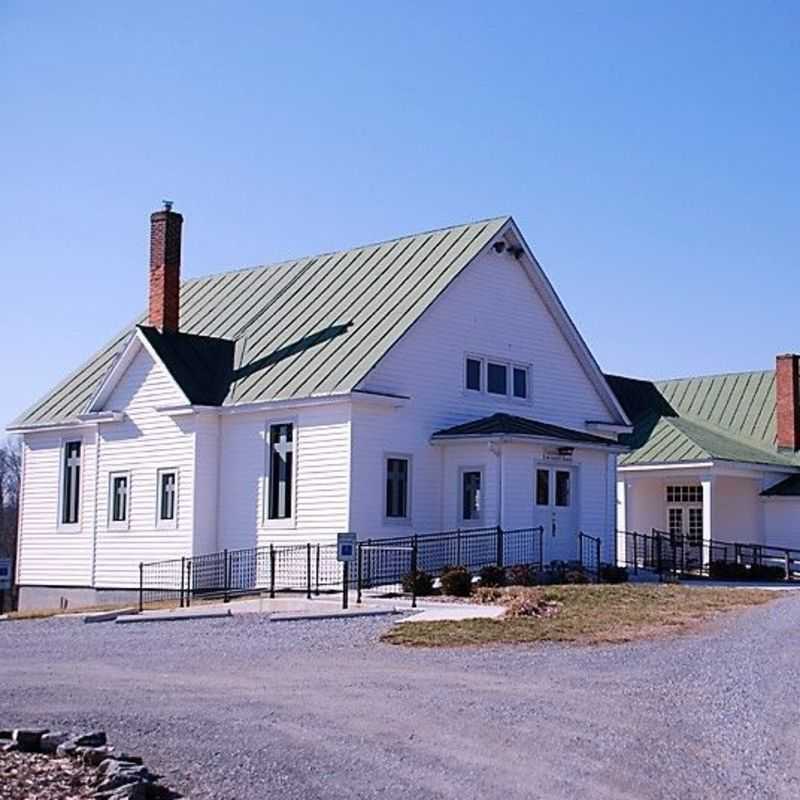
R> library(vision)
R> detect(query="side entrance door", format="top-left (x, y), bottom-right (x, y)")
top-left (533, 465), bottom-right (578, 563)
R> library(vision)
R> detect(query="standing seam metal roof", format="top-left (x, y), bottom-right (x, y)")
top-left (607, 371), bottom-right (800, 468)
top-left (13, 217), bottom-right (509, 426)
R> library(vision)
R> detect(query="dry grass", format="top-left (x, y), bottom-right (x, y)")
top-left (382, 584), bottom-right (780, 648)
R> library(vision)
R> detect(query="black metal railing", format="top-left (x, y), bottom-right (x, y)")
top-left (577, 531), bottom-right (602, 579)
top-left (617, 529), bottom-right (800, 582)
top-left (139, 526), bottom-right (546, 610)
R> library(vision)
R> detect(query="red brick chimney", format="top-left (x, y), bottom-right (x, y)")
top-left (776, 353), bottom-right (800, 451)
top-left (148, 201), bottom-right (183, 333)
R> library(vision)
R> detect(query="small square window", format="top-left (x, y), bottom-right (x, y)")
top-left (465, 358), bottom-right (481, 391)
top-left (487, 363), bottom-right (507, 395)
top-left (513, 367), bottom-right (528, 399)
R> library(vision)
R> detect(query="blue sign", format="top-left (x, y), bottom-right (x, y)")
top-left (337, 532), bottom-right (357, 562)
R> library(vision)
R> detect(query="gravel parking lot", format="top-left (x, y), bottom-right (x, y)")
top-left (2, 593), bottom-right (800, 800)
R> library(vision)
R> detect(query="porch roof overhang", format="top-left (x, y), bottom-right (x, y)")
top-left (430, 412), bottom-right (628, 452)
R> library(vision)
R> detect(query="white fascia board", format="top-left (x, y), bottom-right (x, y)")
top-left (77, 411), bottom-right (126, 424)
top-left (618, 461), bottom-right (714, 473)
top-left (619, 460), bottom-right (799, 477)
top-left (84, 327), bottom-right (190, 414)
top-left (8, 411), bottom-right (126, 434)
top-left (431, 432), bottom-right (628, 454)
top-left (586, 421), bottom-right (633, 436)
top-left (83, 330), bottom-right (141, 413)
top-left (501, 218), bottom-right (631, 428)
top-left (155, 392), bottom-right (363, 418)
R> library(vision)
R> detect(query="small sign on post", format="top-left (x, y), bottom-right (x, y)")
top-left (337, 533), bottom-right (357, 609)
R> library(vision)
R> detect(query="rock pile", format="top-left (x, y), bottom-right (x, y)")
top-left (0, 728), bottom-right (180, 800)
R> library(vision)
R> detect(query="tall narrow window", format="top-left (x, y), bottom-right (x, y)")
top-left (461, 470), bottom-right (482, 521)
top-left (110, 473), bottom-right (129, 524)
top-left (487, 362), bottom-right (508, 395)
top-left (159, 471), bottom-right (177, 521)
top-left (61, 441), bottom-right (81, 524)
top-left (385, 457), bottom-right (409, 519)
top-left (268, 423), bottom-right (294, 520)
top-left (555, 470), bottom-right (571, 507)
top-left (536, 469), bottom-right (550, 506)
top-left (513, 367), bottom-right (528, 399)
top-left (688, 507), bottom-right (703, 544)
top-left (465, 358), bottom-right (482, 391)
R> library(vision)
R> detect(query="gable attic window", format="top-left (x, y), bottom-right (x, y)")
top-left (465, 358), bottom-right (482, 391)
top-left (513, 367), bottom-right (528, 399)
top-left (268, 423), bottom-right (294, 520)
top-left (487, 363), bottom-right (508, 395)
top-left (60, 441), bottom-right (82, 525)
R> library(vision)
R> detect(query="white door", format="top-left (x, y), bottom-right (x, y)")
top-left (534, 466), bottom-right (578, 563)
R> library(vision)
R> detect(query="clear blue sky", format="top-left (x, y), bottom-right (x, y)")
top-left (2, 1), bottom-right (798, 431)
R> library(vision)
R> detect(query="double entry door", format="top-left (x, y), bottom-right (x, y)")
top-left (533, 465), bottom-right (577, 563)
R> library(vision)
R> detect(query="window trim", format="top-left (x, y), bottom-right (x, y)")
top-left (462, 353), bottom-right (531, 403)
top-left (107, 470), bottom-right (132, 531)
top-left (458, 465), bottom-right (485, 525)
top-left (57, 436), bottom-right (84, 531)
top-left (384, 453), bottom-right (413, 525)
top-left (155, 467), bottom-right (179, 530)
top-left (262, 417), bottom-right (298, 529)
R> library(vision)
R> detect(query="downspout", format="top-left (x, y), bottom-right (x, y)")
top-left (14, 439), bottom-right (28, 590)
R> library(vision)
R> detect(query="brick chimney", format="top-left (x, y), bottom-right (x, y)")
top-left (776, 353), bottom-right (800, 451)
top-left (148, 201), bottom-right (183, 333)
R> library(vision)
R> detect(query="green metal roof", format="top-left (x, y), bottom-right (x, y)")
top-left (13, 217), bottom-right (509, 427)
top-left (607, 371), bottom-right (800, 468)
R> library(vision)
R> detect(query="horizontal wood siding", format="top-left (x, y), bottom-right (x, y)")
top-left (18, 429), bottom-right (97, 586)
top-left (351, 248), bottom-right (618, 546)
top-left (92, 348), bottom-right (195, 587)
top-left (217, 402), bottom-right (351, 551)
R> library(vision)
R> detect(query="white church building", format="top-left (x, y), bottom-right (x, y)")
top-left (10, 206), bottom-right (630, 610)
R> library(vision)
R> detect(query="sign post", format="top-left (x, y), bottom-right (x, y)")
top-left (337, 533), bottom-right (357, 610)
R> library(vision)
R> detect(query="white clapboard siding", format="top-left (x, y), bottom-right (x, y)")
top-left (93, 348), bottom-right (195, 587)
top-left (217, 401), bottom-right (351, 552)
top-left (18, 429), bottom-right (98, 586)
top-left (350, 248), bottom-right (619, 546)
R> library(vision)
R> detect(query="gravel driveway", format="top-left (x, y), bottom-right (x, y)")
top-left (2, 594), bottom-right (800, 800)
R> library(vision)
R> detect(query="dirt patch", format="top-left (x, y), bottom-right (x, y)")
top-left (382, 584), bottom-right (780, 647)
top-left (0, 750), bottom-right (97, 799)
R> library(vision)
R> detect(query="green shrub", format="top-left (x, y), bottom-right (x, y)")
top-left (401, 570), bottom-right (434, 596)
top-left (709, 560), bottom-right (785, 582)
top-left (506, 564), bottom-right (539, 587)
top-left (599, 565), bottom-right (629, 584)
top-left (478, 564), bottom-right (506, 588)
top-left (439, 566), bottom-right (473, 597)
top-left (748, 564), bottom-right (786, 582)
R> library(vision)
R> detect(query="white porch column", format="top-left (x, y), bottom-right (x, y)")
top-left (616, 479), bottom-right (627, 567)
top-left (702, 477), bottom-right (713, 569)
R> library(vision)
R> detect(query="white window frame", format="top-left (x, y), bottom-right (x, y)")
top-left (262, 417), bottom-right (298, 529)
top-left (155, 467), bottom-right (179, 530)
top-left (458, 465), bottom-right (485, 525)
top-left (57, 436), bottom-right (85, 531)
top-left (384, 453), bottom-right (412, 525)
top-left (107, 470), bottom-right (132, 531)
top-left (462, 353), bottom-right (531, 403)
